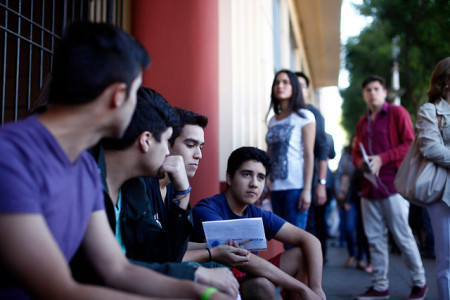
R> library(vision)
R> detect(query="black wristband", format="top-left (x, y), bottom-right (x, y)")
top-left (206, 248), bottom-right (212, 262)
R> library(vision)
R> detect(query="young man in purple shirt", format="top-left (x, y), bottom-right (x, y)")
top-left (193, 147), bottom-right (326, 300)
top-left (353, 75), bottom-right (427, 300)
top-left (0, 21), bottom-right (229, 300)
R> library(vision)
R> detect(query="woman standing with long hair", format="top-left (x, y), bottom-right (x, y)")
top-left (416, 57), bottom-right (450, 299)
top-left (266, 70), bottom-right (316, 244)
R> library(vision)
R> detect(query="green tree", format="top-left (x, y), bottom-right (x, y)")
top-left (341, 0), bottom-right (450, 136)
top-left (341, 23), bottom-right (393, 135)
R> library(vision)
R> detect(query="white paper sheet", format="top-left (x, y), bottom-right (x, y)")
top-left (202, 217), bottom-right (267, 250)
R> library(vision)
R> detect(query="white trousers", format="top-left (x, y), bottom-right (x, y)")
top-left (427, 200), bottom-right (450, 300)
top-left (361, 194), bottom-right (426, 291)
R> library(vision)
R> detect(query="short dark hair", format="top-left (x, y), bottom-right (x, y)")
top-left (294, 71), bottom-right (310, 88)
top-left (267, 69), bottom-right (306, 117)
top-left (49, 21), bottom-right (150, 105)
top-left (169, 108), bottom-right (208, 145)
top-left (102, 87), bottom-right (179, 150)
top-left (361, 75), bottom-right (386, 89)
top-left (226, 147), bottom-right (272, 178)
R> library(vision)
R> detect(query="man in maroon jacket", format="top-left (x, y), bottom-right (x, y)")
top-left (353, 75), bottom-right (427, 300)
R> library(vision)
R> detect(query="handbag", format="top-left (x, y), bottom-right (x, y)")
top-left (394, 105), bottom-right (446, 207)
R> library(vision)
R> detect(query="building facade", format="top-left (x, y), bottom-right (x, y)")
top-left (0, 0), bottom-right (341, 205)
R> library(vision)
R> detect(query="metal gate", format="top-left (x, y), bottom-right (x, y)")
top-left (0, 0), bottom-right (126, 125)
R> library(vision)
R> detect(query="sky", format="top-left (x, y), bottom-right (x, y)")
top-left (323, 0), bottom-right (372, 170)
top-left (339, 0), bottom-right (373, 89)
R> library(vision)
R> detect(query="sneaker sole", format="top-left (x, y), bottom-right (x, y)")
top-left (409, 286), bottom-right (428, 300)
top-left (409, 290), bottom-right (427, 300)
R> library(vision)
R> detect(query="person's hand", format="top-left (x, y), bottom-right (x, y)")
top-left (298, 190), bottom-right (311, 211)
top-left (159, 155), bottom-right (190, 191)
top-left (210, 244), bottom-right (250, 267)
top-left (300, 288), bottom-right (326, 300)
top-left (225, 238), bottom-right (250, 249)
top-left (343, 202), bottom-right (351, 211)
top-left (196, 267), bottom-right (239, 298)
top-left (357, 160), bottom-right (371, 173)
top-left (368, 155), bottom-right (382, 176)
top-left (225, 239), bottom-right (240, 248)
top-left (312, 287), bottom-right (327, 300)
top-left (314, 184), bottom-right (327, 206)
top-left (336, 194), bottom-right (345, 203)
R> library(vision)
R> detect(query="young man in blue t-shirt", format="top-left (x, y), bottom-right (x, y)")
top-left (193, 147), bottom-right (326, 300)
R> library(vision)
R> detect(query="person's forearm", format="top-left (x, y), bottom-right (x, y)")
top-left (302, 124), bottom-right (315, 190)
top-left (314, 159), bottom-right (328, 205)
top-left (173, 192), bottom-right (190, 210)
top-left (301, 235), bottom-right (324, 291)
top-left (303, 150), bottom-right (314, 191)
top-left (105, 262), bottom-right (206, 298)
top-left (238, 253), bottom-right (313, 296)
top-left (187, 241), bottom-right (208, 250)
top-left (59, 282), bottom-right (156, 300)
top-left (182, 248), bottom-right (210, 263)
top-left (317, 160), bottom-right (327, 181)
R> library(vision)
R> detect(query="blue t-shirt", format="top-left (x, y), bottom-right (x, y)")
top-left (192, 192), bottom-right (285, 242)
top-left (0, 115), bottom-right (104, 299)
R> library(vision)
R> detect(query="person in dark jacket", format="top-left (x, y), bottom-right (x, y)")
top-left (97, 86), bottom-right (239, 298)
top-left (121, 107), bottom-right (253, 268)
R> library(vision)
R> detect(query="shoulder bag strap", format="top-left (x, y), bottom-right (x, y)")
top-left (434, 104), bottom-right (444, 146)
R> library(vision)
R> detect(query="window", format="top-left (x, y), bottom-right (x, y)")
top-left (272, 0), bottom-right (281, 72)
top-left (0, 0), bottom-right (125, 124)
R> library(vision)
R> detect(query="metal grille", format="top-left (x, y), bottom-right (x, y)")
top-left (0, 0), bottom-right (125, 125)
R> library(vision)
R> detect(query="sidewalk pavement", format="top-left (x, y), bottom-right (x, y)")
top-left (323, 244), bottom-right (438, 300)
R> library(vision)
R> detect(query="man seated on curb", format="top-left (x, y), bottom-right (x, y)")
top-left (95, 86), bottom-right (238, 298)
top-left (192, 147), bottom-right (326, 300)
top-left (0, 21), bottom-right (229, 300)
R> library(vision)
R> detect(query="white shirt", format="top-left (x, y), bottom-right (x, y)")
top-left (266, 109), bottom-right (315, 190)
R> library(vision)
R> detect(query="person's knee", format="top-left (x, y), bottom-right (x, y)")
top-left (241, 277), bottom-right (276, 300)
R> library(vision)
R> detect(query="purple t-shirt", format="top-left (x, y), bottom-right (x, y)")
top-left (0, 115), bottom-right (104, 298)
top-left (192, 192), bottom-right (285, 242)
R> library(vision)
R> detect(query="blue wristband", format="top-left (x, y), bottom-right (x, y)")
top-left (174, 186), bottom-right (191, 196)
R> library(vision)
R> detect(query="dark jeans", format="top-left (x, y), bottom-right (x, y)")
top-left (339, 202), bottom-right (366, 261)
top-left (306, 189), bottom-right (332, 259)
top-left (271, 189), bottom-right (310, 249)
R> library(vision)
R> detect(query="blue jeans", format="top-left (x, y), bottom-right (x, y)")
top-left (427, 201), bottom-right (450, 300)
top-left (339, 202), bottom-right (366, 261)
top-left (271, 189), bottom-right (309, 231)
